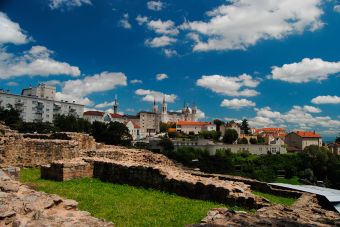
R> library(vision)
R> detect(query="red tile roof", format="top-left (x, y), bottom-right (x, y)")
top-left (110, 113), bottom-right (123, 118)
top-left (294, 131), bottom-right (321, 138)
top-left (84, 111), bottom-right (104, 116)
top-left (177, 121), bottom-right (211, 126)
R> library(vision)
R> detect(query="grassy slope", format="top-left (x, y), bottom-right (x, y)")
top-left (252, 191), bottom-right (297, 206)
top-left (20, 168), bottom-right (227, 227)
top-left (274, 176), bottom-right (302, 185)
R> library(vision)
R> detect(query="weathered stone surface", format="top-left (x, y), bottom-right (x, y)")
top-left (191, 194), bottom-right (340, 227)
top-left (0, 170), bottom-right (113, 226)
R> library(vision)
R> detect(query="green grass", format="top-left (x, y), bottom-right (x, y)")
top-left (274, 176), bottom-right (302, 185)
top-left (20, 168), bottom-right (231, 227)
top-left (252, 191), bottom-right (297, 206)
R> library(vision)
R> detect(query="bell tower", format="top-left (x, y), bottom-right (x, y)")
top-left (113, 95), bottom-right (118, 114)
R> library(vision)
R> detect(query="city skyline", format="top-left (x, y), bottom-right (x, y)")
top-left (0, 0), bottom-right (340, 138)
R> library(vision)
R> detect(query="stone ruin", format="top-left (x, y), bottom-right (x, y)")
top-left (1, 122), bottom-right (340, 226)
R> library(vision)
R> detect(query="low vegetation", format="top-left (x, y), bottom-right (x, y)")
top-left (252, 191), bottom-right (297, 206)
top-left (20, 168), bottom-right (228, 227)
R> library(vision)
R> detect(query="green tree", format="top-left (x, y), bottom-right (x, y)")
top-left (249, 138), bottom-right (257, 144)
top-left (105, 122), bottom-right (132, 146)
top-left (223, 129), bottom-right (238, 144)
top-left (213, 119), bottom-right (224, 132)
top-left (257, 135), bottom-right (266, 144)
top-left (158, 137), bottom-right (174, 153)
top-left (0, 105), bottom-right (22, 128)
top-left (336, 134), bottom-right (340, 143)
top-left (237, 137), bottom-right (248, 144)
top-left (240, 119), bottom-right (250, 135)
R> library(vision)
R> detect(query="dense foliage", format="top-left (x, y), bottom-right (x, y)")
top-left (92, 121), bottom-right (132, 146)
top-left (156, 144), bottom-right (340, 189)
top-left (53, 114), bottom-right (91, 133)
top-left (240, 119), bottom-right (250, 135)
top-left (223, 129), bottom-right (239, 144)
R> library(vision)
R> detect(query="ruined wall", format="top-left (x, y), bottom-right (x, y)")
top-left (0, 123), bottom-right (97, 167)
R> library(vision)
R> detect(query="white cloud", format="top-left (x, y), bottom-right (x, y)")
top-left (55, 92), bottom-right (92, 106)
top-left (136, 15), bottom-right (149, 25)
top-left (49, 0), bottom-right (92, 10)
top-left (163, 49), bottom-right (178, 57)
top-left (43, 80), bottom-right (62, 86)
top-left (196, 108), bottom-right (206, 120)
top-left (303, 105), bottom-right (321, 113)
top-left (181, 0), bottom-right (323, 51)
top-left (6, 81), bottom-right (18, 86)
top-left (130, 79), bottom-right (143, 84)
top-left (311, 95), bottom-right (340, 104)
top-left (221, 98), bottom-right (256, 109)
top-left (135, 89), bottom-right (177, 103)
top-left (248, 106), bottom-right (340, 133)
top-left (270, 58), bottom-right (340, 83)
top-left (156, 73), bottom-right (168, 81)
top-left (147, 1), bottom-right (165, 11)
top-left (57, 71), bottom-right (127, 106)
top-left (0, 46), bottom-right (80, 79)
top-left (196, 74), bottom-right (260, 97)
top-left (147, 19), bottom-right (179, 35)
top-left (334, 5), bottom-right (340, 13)
top-left (119, 13), bottom-right (132, 29)
top-left (94, 101), bottom-right (115, 109)
top-left (0, 12), bottom-right (29, 45)
top-left (145, 35), bottom-right (176, 47)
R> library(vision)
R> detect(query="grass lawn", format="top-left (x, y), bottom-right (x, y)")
top-left (274, 176), bottom-right (302, 185)
top-left (252, 191), bottom-right (297, 206)
top-left (20, 168), bottom-right (231, 227)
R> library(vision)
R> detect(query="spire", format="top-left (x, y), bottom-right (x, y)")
top-left (153, 96), bottom-right (158, 113)
top-left (113, 94), bottom-right (118, 114)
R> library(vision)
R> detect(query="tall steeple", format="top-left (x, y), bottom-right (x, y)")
top-left (191, 101), bottom-right (197, 121)
top-left (162, 94), bottom-right (167, 113)
top-left (153, 96), bottom-right (158, 113)
top-left (113, 95), bottom-right (118, 114)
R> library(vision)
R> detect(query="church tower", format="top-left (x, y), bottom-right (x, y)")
top-left (113, 95), bottom-right (118, 114)
top-left (161, 95), bottom-right (168, 122)
top-left (191, 102), bottom-right (197, 122)
top-left (152, 97), bottom-right (158, 113)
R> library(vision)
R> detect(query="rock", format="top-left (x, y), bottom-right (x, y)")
top-left (0, 210), bottom-right (16, 219)
top-left (0, 181), bottom-right (20, 192)
top-left (63, 200), bottom-right (78, 210)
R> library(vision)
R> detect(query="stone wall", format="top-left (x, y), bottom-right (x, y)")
top-left (41, 158), bottom-right (93, 181)
top-left (0, 123), bottom-right (97, 167)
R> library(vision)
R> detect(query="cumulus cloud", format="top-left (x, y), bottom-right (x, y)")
top-left (0, 46), bottom-right (80, 79)
top-left (248, 106), bottom-right (340, 133)
top-left (156, 73), bottom-right (168, 81)
top-left (163, 49), bottom-right (178, 57)
top-left (94, 101), bottom-right (115, 109)
top-left (130, 79), bottom-right (143, 84)
top-left (181, 0), bottom-right (323, 51)
top-left (119, 13), bottom-right (132, 29)
top-left (196, 74), bottom-right (260, 97)
top-left (145, 35), bottom-right (176, 47)
top-left (49, 0), bottom-right (92, 10)
top-left (0, 12), bottom-right (29, 45)
top-left (43, 80), bottom-right (62, 86)
top-left (6, 81), bottom-right (18, 86)
top-left (270, 58), bottom-right (340, 83)
top-left (311, 95), bottom-right (340, 104)
top-left (221, 98), bottom-right (256, 109)
top-left (136, 15), bottom-right (149, 25)
top-left (56, 72), bottom-right (127, 106)
top-left (334, 5), bottom-right (340, 13)
top-left (147, 1), bottom-right (165, 11)
top-left (135, 89), bottom-right (177, 103)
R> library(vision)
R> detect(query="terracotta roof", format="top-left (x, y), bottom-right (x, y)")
top-left (177, 121), bottom-right (211, 126)
top-left (294, 131), bottom-right (321, 138)
top-left (168, 128), bottom-right (177, 132)
top-left (110, 113), bottom-right (123, 118)
top-left (84, 111), bottom-right (104, 116)
top-left (256, 128), bottom-right (285, 132)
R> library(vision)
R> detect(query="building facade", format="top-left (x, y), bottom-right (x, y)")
top-left (159, 96), bottom-right (197, 123)
top-left (176, 121), bottom-right (216, 134)
top-left (285, 131), bottom-right (322, 151)
top-left (0, 84), bottom-right (84, 123)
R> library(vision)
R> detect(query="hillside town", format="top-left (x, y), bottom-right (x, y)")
top-left (1, 84), bottom-right (339, 157)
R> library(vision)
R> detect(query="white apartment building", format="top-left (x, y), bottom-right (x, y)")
top-left (0, 84), bottom-right (84, 123)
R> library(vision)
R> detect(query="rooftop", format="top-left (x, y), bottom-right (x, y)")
top-left (294, 131), bottom-right (321, 138)
top-left (177, 121), bottom-right (211, 126)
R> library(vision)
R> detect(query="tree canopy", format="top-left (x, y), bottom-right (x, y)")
top-left (223, 129), bottom-right (239, 144)
top-left (240, 119), bottom-right (250, 135)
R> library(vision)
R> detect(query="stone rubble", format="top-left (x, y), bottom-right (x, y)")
top-left (0, 169), bottom-right (113, 226)
top-left (191, 194), bottom-right (340, 226)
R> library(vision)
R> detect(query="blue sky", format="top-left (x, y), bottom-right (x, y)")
top-left (0, 0), bottom-right (339, 138)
